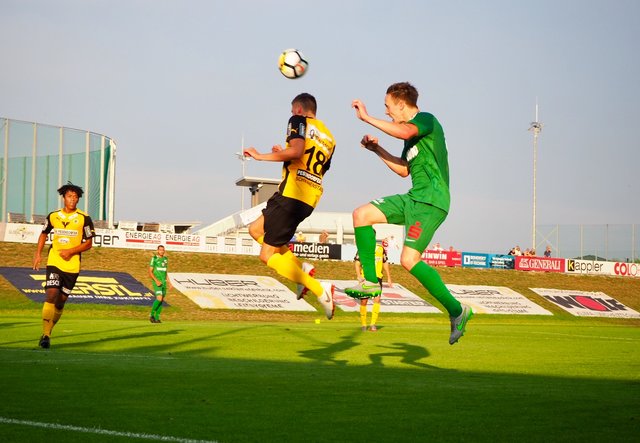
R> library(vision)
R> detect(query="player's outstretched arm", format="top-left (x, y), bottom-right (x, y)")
top-left (360, 135), bottom-right (409, 178)
top-left (352, 99), bottom-right (418, 141)
top-left (243, 138), bottom-right (304, 162)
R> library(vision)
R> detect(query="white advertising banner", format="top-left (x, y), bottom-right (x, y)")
top-left (446, 284), bottom-right (553, 315)
top-left (565, 259), bottom-right (640, 278)
top-left (112, 230), bottom-right (204, 252)
top-left (2, 223), bottom-right (43, 243)
top-left (328, 280), bottom-right (441, 313)
top-left (530, 288), bottom-right (640, 318)
top-left (170, 273), bottom-right (316, 312)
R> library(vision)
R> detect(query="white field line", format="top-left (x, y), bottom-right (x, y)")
top-left (0, 417), bottom-right (219, 443)
top-left (528, 331), bottom-right (639, 341)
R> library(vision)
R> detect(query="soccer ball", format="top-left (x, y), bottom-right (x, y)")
top-left (278, 49), bottom-right (308, 79)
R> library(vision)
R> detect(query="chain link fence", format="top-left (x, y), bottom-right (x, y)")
top-left (1, 118), bottom-right (115, 225)
top-left (537, 224), bottom-right (638, 262)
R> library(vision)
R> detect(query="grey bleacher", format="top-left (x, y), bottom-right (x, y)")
top-left (7, 212), bottom-right (27, 223)
top-left (117, 221), bottom-right (138, 231)
top-left (93, 220), bottom-right (109, 229)
top-left (31, 214), bottom-right (47, 224)
top-left (142, 222), bottom-right (160, 232)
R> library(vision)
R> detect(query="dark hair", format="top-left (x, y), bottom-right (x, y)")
top-left (57, 182), bottom-right (84, 198)
top-left (386, 82), bottom-right (419, 107)
top-left (292, 93), bottom-right (317, 114)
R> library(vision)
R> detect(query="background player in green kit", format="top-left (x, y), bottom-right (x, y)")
top-left (149, 245), bottom-right (172, 323)
top-left (347, 82), bottom-right (473, 345)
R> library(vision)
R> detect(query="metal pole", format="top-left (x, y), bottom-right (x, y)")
top-left (58, 127), bottom-right (63, 189)
top-left (84, 131), bottom-right (90, 213)
top-left (605, 224), bottom-right (609, 261)
top-left (107, 140), bottom-right (116, 228)
top-left (240, 135), bottom-right (245, 211)
top-left (2, 119), bottom-right (10, 222)
top-left (99, 136), bottom-right (105, 221)
top-left (30, 122), bottom-right (37, 221)
top-left (528, 101), bottom-right (542, 252)
top-left (632, 224), bottom-right (636, 262)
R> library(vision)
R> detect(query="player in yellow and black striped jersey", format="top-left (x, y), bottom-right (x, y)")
top-left (354, 242), bottom-right (393, 331)
top-left (33, 182), bottom-right (95, 349)
top-left (243, 93), bottom-right (337, 320)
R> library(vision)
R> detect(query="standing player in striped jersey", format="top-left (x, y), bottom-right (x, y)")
top-left (33, 182), bottom-right (95, 349)
top-left (243, 93), bottom-right (336, 319)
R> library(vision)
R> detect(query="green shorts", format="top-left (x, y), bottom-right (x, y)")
top-left (371, 194), bottom-right (448, 253)
top-left (152, 281), bottom-right (167, 297)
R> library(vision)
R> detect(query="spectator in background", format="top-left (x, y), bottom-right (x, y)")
top-left (354, 243), bottom-right (392, 332)
top-left (295, 231), bottom-right (306, 243)
top-left (508, 246), bottom-right (523, 256)
top-left (544, 245), bottom-right (552, 257)
top-left (319, 230), bottom-right (329, 243)
top-left (385, 235), bottom-right (400, 251)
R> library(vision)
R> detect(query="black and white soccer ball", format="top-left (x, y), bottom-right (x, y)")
top-left (278, 49), bottom-right (308, 79)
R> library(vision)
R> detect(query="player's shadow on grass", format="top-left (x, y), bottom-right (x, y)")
top-left (0, 324), bottom-right (154, 347)
top-left (0, 320), bottom-right (34, 330)
top-left (368, 342), bottom-right (436, 369)
top-left (298, 330), bottom-right (360, 366)
top-left (48, 329), bottom-right (185, 351)
top-left (64, 324), bottom-right (276, 356)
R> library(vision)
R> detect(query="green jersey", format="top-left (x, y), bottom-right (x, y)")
top-left (402, 112), bottom-right (450, 212)
top-left (149, 254), bottom-right (169, 283)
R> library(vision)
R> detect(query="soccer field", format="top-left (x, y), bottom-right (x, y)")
top-left (1, 314), bottom-right (638, 443)
top-left (1, 243), bottom-right (639, 442)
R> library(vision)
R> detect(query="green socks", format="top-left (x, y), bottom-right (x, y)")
top-left (150, 299), bottom-right (163, 319)
top-left (410, 261), bottom-right (462, 317)
top-left (354, 226), bottom-right (379, 283)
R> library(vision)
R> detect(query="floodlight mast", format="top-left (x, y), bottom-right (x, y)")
top-left (235, 134), bottom-right (250, 211)
top-left (528, 100), bottom-right (543, 253)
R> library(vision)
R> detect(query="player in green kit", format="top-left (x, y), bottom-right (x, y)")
top-left (347, 82), bottom-right (472, 345)
top-left (149, 245), bottom-right (172, 323)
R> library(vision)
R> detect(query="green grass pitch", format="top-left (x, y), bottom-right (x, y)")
top-left (1, 315), bottom-right (638, 442)
top-left (0, 243), bottom-right (638, 442)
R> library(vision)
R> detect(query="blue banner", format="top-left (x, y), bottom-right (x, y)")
top-left (488, 254), bottom-right (515, 269)
top-left (0, 267), bottom-right (158, 306)
top-left (461, 252), bottom-right (490, 268)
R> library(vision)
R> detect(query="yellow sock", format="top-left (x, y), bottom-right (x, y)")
top-left (267, 253), bottom-right (323, 297)
top-left (281, 248), bottom-right (301, 267)
top-left (53, 307), bottom-right (64, 330)
top-left (42, 302), bottom-right (56, 336)
top-left (371, 302), bottom-right (381, 326)
top-left (256, 235), bottom-right (264, 244)
top-left (359, 304), bottom-right (368, 327)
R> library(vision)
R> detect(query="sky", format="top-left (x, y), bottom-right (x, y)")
top-left (1, 0), bottom-right (639, 253)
